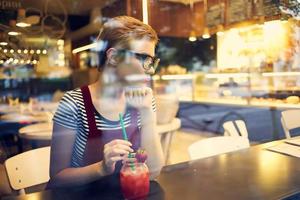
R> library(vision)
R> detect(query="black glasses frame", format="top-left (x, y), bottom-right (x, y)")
top-left (117, 49), bottom-right (160, 71)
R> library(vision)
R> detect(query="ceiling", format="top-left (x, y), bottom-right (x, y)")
top-left (0, 0), bottom-right (117, 45)
top-left (21, 0), bottom-right (117, 16)
top-left (159, 0), bottom-right (203, 5)
top-left (20, 0), bottom-right (204, 15)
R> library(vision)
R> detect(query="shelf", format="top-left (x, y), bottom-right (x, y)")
top-left (152, 74), bottom-right (196, 80)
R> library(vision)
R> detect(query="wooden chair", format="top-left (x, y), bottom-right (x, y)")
top-left (281, 109), bottom-right (300, 139)
top-left (188, 136), bottom-right (250, 160)
top-left (157, 118), bottom-right (181, 164)
top-left (0, 164), bottom-right (14, 197)
top-left (4, 146), bottom-right (50, 194)
top-left (222, 120), bottom-right (248, 138)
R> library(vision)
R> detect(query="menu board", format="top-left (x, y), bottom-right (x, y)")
top-left (226, 0), bottom-right (284, 24)
top-left (262, 0), bottom-right (282, 17)
top-left (0, 0), bottom-right (22, 10)
top-left (227, 0), bottom-right (252, 24)
top-left (206, 3), bottom-right (225, 28)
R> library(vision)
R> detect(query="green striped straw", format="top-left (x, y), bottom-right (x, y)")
top-left (119, 113), bottom-right (135, 171)
top-left (119, 113), bottom-right (128, 140)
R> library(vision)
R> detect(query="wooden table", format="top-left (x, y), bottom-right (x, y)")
top-left (0, 104), bottom-right (19, 114)
top-left (0, 102), bottom-right (58, 115)
top-left (18, 122), bottom-right (53, 140)
top-left (0, 113), bottom-right (50, 124)
top-left (3, 141), bottom-right (300, 200)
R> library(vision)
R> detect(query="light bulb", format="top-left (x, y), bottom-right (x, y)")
top-left (188, 31), bottom-right (197, 42)
top-left (8, 31), bottom-right (21, 36)
top-left (0, 42), bottom-right (8, 46)
top-left (202, 27), bottom-right (210, 39)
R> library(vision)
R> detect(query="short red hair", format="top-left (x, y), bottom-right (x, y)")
top-left (97, 16), bottom-right (158, 66)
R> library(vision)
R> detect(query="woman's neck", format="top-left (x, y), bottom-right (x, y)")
top-left (89, 80), bottom-right (102, 99)
top-left (89, 79), bottom-right (127, 121)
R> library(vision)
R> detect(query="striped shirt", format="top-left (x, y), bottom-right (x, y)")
top-left (53, 88), bottom-right (156, 167)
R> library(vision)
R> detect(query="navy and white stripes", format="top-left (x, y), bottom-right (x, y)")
top-left (53, 88), bottom-right (155, 167)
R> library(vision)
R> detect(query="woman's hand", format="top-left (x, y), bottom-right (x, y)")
top-left (102, 139), bottom-right (134, 175)
top-left (124, 86), bottom-right (153, 110)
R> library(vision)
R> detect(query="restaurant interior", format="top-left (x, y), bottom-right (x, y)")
top-left (1, 0), bottom-right (300, 199)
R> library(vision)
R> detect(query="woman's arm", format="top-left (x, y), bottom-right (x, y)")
top-left (49, 123), bottom-right (106, 187)
top-left (49, 123), bottom-right (133, 188)
top-left (125, 87), bottom-right (165, 179)
top-left (139, 107), bottom-right (164, 179)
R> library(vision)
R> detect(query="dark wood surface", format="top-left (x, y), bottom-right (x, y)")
top-left (3, 141), bottom-right (300, 200)
top-left (157, 141), bottom-right (300, 200)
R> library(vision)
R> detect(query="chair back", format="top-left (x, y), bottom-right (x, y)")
top-left (281, 109), bottom-right (300, 138)
top-left (222, 120), bottom-right (248, 138)
top-left (157, 118), bottom-right (181, 164)
top-left (155, 94), bottom-right (179, 125)
top-left (5, 147), bottom-right (50, 193)
top-left (188, 136), bottom-right (250, 160)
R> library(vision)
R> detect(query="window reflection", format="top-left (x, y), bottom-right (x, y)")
top-left (0, 0), bottom-right (300, 198)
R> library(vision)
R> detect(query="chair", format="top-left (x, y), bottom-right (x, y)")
top-left (222, 120), bottom-right (248, 138)
top-left (157, 118), bottom-right (181, 164)
top-left (155, 93), bottom-right (179, 125)
top-left (4, 146), bottom-right (51, 194)
top-left (188, 136), bottom-right (250, 160)
top-left (281, 109), bottom-right (300, 139)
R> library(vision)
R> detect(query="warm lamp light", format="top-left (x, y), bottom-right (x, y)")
top-left (188, 31), bottom-right (197, 42)
top-left (8, 20), bottom-right (21, 36)
top-left (0, 42), bottom-right (8, 46)
top-left (142, 0), bottom-right (148, 24)
top-left (8, 31), bottom-right (21, 36)
top-left (0, 33), bottom-right (8, 46)
top-left (72, 43), bottom-right (97, 54)
top-left (16, 22), bottom-right (30, 28)
top-left (202, 27), bottom-right (210, 39)
top-left (216, 25), bottom-right (224, 36)
top-left (16, 9), bottom-right (31, 27)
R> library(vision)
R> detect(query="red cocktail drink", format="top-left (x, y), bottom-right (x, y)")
top-left (120, 162), bottom-right (150, 200)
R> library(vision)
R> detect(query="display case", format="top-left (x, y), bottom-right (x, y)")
top-left (152, 71), bottom-right (300, 109)
top-left (153, 19), bottom-right (300, 109)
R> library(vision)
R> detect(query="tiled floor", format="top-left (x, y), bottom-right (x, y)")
top-left (167, 129), bottom-right (217, 165)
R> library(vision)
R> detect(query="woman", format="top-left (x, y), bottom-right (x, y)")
top-left (48, 16), bottom-right (164, 188)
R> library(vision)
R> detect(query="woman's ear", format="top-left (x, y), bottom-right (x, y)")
top-left (106, 48), bottom-right (118, 65)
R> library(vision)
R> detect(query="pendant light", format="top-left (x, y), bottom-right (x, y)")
top-left (189, 30), bottom-right (197, 42)
top-left (16, 9), bottom-right (31, 28)
top-left (202, 0), bottom-right (210, 39)
top-left (8, 20), bottom-right (21, 36)
top-left (202, 27), bottom-right (210, 39)
top-left (189, 0), bottom-right (197, 42)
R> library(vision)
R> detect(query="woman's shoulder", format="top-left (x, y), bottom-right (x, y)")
top-left (56, 88), bottom-right (84, 111)
top-left (61, 88), bottom-right (83, 103)
top-left (64, 88), bottom-right (82, 97)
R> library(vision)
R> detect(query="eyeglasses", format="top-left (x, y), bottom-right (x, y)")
top-left (117, 49), bottom-right (160, 71)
